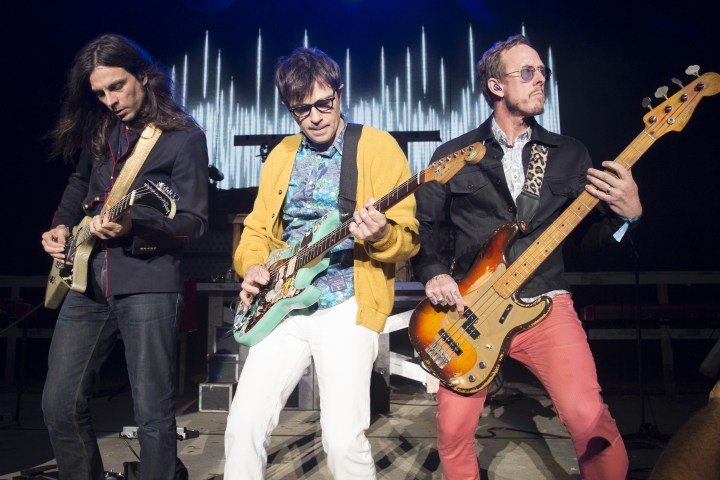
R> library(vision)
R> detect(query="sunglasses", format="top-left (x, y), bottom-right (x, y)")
top-left (287, 94), bottom-right (336, 120)
top-left (503, 66), bottom-right (552, 82)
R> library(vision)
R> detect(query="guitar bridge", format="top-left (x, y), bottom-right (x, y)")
top-left (426, 340), bottom-right (452, 368)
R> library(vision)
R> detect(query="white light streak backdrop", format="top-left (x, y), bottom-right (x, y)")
top-left (173, 27), bottom-right (560, 189)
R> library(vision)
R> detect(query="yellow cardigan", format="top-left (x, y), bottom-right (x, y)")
top-left (234, 125), bottom-right (420, 332)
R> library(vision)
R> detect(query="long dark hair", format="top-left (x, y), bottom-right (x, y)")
top-left (49, 33), bottom-right (197, 163)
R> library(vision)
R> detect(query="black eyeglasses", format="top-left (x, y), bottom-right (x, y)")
top-left (287, 94), bottom-right (336, 120)
top-left (503, 66), bottom-right (551, 82)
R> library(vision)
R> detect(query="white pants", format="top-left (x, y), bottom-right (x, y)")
top-left (224, 297), bottom-right (379, 479)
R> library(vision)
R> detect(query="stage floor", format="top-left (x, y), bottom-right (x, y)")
top-left (0, 370), bottom-right (713, 480)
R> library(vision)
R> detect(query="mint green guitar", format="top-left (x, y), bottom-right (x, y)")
top-left (233, 142), bottom-right (485, 346)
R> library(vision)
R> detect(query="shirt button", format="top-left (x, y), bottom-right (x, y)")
top-left (508, 206), bottom-right (516, 214)
top-left (271, 213), bottom-right (275, 218)
top-left (278, 189), bottom-right (282, 194)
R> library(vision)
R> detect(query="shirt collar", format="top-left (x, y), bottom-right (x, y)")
top-left (477, 115), bottom-right (560, 147)
top-left (491, 116), bottom-right (532, 148)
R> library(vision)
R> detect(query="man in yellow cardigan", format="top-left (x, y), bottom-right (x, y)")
top-left (224, 47), bottom-right (419, 479)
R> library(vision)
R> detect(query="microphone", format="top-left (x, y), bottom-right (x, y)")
top-left (208, 164), bottom-right (224, 182)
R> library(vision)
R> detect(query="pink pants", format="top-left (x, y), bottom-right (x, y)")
top-left (436, 294), bottom-right (629, 480)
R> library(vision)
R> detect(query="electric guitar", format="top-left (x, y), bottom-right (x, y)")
top-left (409, 68), bottom-right (720, 394)
top-left (44, 180), bottom-right (177, 310)
top-left (232, 142), bottom-right (486, 346)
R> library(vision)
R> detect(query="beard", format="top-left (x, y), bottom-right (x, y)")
top-left (506, 92), bottom-right (545, 117)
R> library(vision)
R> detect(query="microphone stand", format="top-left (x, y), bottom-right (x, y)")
top-left (622, 233), bottom-right (668, 444)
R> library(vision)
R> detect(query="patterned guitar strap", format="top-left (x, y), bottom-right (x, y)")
top-left (515, 143), bottom-right (549, 233)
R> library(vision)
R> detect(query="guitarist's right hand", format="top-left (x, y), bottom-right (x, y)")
top-left (41, 225), bottom-right (71, 262)
top-left (239, 264), bottom-right (270, 311)
top-left (425, 273), bottom-right (465, 314)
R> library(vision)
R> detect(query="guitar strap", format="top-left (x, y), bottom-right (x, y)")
top-left (338, 123), bottom-right (363, 222)
top-left (515, 143), bottom-right (549, 231)
top-left (103, 123), bottom-right (162, 212)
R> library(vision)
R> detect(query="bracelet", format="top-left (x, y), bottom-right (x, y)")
top-left (619, 215), bottom-right (641, 223)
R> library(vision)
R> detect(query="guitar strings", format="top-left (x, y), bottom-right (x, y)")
top-left (255, 149), bottom-right (474, 304)
top-left (263, 169), bottom-right (424, 284)
top-left (423, 99), bottom-right (681, 370)
top-left (261, 145), bottom-right (480, 283)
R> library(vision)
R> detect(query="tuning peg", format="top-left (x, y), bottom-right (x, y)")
top-left (685, 65), bottom-right (700, 77)
top-left (642, 97), bottom-right (657, 123)
top-left (671, 78), bottom-right (684, 88)
top-left (654, 86), bottom-right (669, 100)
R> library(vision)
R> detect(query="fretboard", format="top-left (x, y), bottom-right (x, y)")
top-left (71, 192), bottom-right (134, 249)
top-left (493, 128), bottom-right (655, 298)
top-left (292, 170), bottom-right (427, 270)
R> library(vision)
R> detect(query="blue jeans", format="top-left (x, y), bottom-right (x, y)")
top-left (42, 275), bottom-right (183, 479)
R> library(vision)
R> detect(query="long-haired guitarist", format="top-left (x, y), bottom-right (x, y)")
top-left (39, 34), bottom-right (209, 479)
top-left (411, 34), bottom-right (642, 479)
top-left (223, 47), bottom-right (419, 479)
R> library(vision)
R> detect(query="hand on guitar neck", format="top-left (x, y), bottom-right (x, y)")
top-left (348, 197), bottom-right (389, 243)
top-left (585, 160), bottom-right (643, 219)
top-left (86, 211), bottom-right (132, 240)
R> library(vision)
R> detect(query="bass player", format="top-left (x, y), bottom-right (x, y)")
top-left (411, 34), bottom-right (642, 479)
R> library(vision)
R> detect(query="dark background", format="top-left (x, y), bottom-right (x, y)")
top-left (0, 4), bottom-right (717, 472)
top-left (3, 0), bottom-right (718, 276)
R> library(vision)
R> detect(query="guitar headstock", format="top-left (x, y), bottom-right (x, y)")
top-left (424, 142), bottom-right (485, 184)
top-left (134, 180), bottom-right (178, 219)
top-left (642, 67), bottom-right (719, 138)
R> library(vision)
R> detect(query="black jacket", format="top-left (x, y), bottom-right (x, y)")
top-left (51, 121), bottom-right (209, 296)
top-left (411, 116), bottom-right (633, 298)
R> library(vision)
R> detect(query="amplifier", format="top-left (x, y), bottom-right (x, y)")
top-left (199, 382), bottom-right (237, 412)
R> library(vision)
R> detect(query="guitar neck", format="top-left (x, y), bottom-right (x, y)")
top-left (294, 170), bottom-right (427, 270)
top-left (72, 193), bottom-right (134, 247)
top-left (493, 129), bottom-right (655, 298)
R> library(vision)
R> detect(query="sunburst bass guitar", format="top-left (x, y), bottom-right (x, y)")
top-left (409, 67), bottom-right (720, 394)
top-left (44, 180), bottom-right (177, 309)
top-left (232, 142), bottom-right (486, 346)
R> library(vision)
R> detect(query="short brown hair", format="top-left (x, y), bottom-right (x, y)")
top-left (477, 34), bottom-right (533, 107)
top-left (274, 47), bottom-right (343, 106)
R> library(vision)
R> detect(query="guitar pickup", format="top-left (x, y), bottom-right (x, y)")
top-left (462, 308), bottom-right (480, 339)
top-left (438, 328), bottom-right (462, 355)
